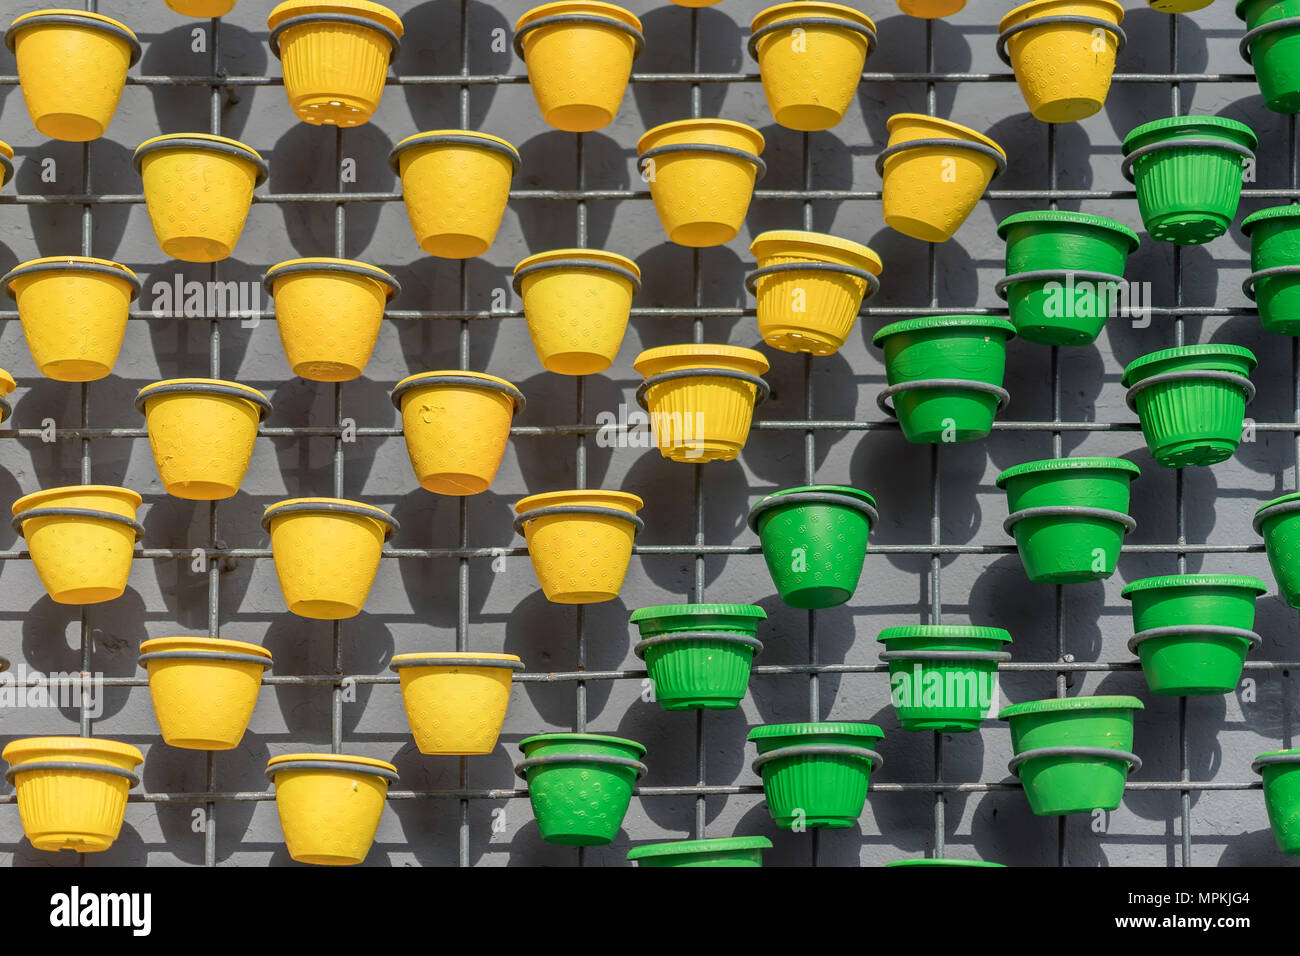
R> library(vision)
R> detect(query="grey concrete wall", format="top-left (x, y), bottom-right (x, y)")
top-left (0, 0), bottom-right (1293, 867)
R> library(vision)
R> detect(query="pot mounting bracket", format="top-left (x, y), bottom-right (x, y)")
top-left (1008, 745), bottom-right (1142, 776)
top-left (876, 378), bottom-right (1010, 418)
top-left (1124, 369), bottom-right (1256, 411)
top-left (1240, 16), bottom-right (1300, 63)
top-left (994, 269), bottom-right (1125, 299)
top-left (744, 260), bottom-right (881, 298)
top-left (1127, 624), bottom-right (1262, 655)
top-left (751, 744), bottom-right (884, 774)
top-left (1242, 264), bottom-right (1300, 300)
top-left (1003, 505), bottom-right (1137, 536)
top-left (635, 368), bottom-right (771, 410)
top-left (1120, 138), bottom-right (1256, 183)
top-left (996, 15), bottom-right (1127, 66)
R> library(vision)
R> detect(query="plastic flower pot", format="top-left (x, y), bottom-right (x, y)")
top-left (136, 379), bottom-right (271, 500)
top-left (1242, 205), bottom-right (1300, 335)
top-left (749, 722), bottom-right (884, 829)
top-left (637, 119), bottom-right (766, 247)
top-left (389, 652), bottom-right (524, 755)
top-left (268, 0), bottom-right (403, 127)
top-left (1122, 344), bottom-right (1257, 468)
top-left (0, 369), bottom-right (15, 425)
top-left (996, 457), bottom-right (1140, 583)
top-left (872, 316), bottom-right (1016, 443)
top-left (668, 0), bottom-right (722, 6)
top-left (747, 485), bottom-right (877, 608)
top-left (167, 0), bottom-right (237, 17)
top-left (2, 737), bottom-right (143, 852)
top-left (997, 0), bottom-right (1126, 124)
top-left (878, 624), bottom-right (1013, 732)
top-left (514, 2), bottom-right (643, 132)
top-left (995, 211), bottom-right (1139, 346)
top-left (389, 130), bottom-right (519, 259)
top-left (1254, 491), bottom-right (1300, 607)
top-left (1253, 749), bottom-right (1300, 854)
top-left (264, 258), bottom-right (400, 382)
top-left (1000, 696), bottom-right (1143, 815)
top-left (1238, 0), bottom-right (1300, 113)
top-left (1149, 0), bottom-right (1213, 11)
top-left (896, 0), bottom-right (967, 16)
top-left (1, 257), bottom-right (141, 382)
top-left (628, 836), bottom-right (773, 867)
top-left (748, 3), bottom-right (877, 132)
top-left (263, 497), bottom-right (397, 619)
top-left (886, 858), bottom-right (1006, 866)
top-left (514, 489), bottom-right (643, 603)
top-left (1121, 116), bottom-right (1257, 245)
top-left (391, 371), bottom-right (524, 495)
top-left (515, 733), bottom-right (647, 846)
top-left (879, 114), bottom-right (1006, 243)
top-left (0, 139), bottom-right (13, 190)
top-left (1121, 574), bottom-right (1266, 696)
top-left (138, 636), bottom-right (272, 749)
top-left (747, 230), bottom-right (883, 355)
top-left (11, 485), bottom-right (143, 604)
top-left (633, 344), bottom-right (771, 462)
top-left (266, 753), bottom-right (397, 866)
top-left (513, 249), bottom-right (640, 374)
top-left (134, 133), bottom-right (268, 262)
top-left (4, 10), bottom-right (140, 142)
top-left (629, 603), bottom-right (767, 710)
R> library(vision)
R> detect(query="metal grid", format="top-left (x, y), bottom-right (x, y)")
top-left (0, 1), bottom-right (1293, 868)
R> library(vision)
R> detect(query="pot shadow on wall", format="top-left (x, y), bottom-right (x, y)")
top-left (386, 739), bottom-right (463, 866)
top-left (1104, 245), bottom-right (1222, 372)
top-left (745, 124), bottom-right (855, 238)
top-left (139, 23), bottom-right (264, 141)
top-left (141, 262), bottom-right (259, 384)
top-left (389, 257), bottom-right (505, 371)
top-left (746, 599), bottom-right (855, 725)
top-left (981, 118), bottom-right (1095, 224)
top-left (398, 0), bottom-right (504, 131)
top-left (1219, 827), bottom-right (1300, 866)
top-left (20, 139), bottom-right (133, 260)
top-left (1101, 8), bottom-right (1209, 145)
top-left (144, 492), bottom-right (259, 623)
top-left (968, 555), bottom-right (1106, 663)
top-left (630, 6), bottom-right (741, 130)
top-left (1209, 314), bottom-right (1290, 479)
top-left (969, 792), bottom-right (1108, 866)
top-left (0, 460), bottom-right (20, 587)
top-left (858, 225), bottom-right (982, 343)
top-left (855, 15), bottom-right (972, 147)
top-left (267, 376), bottom-right (394, 494)
top-left (18, 382), bottom-right (134, 490)
top-left (632, 242), bottom-right (748, 347)
top-left (511, 368), bottom-right (619, 491)
top-left (515, 131), bottom-right (629, 252)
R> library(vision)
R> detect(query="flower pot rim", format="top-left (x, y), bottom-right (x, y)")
top-left (752, 483), bottom-right (877, 509)
top-left (998, 0), bottom-right (1125, 32)
top-left (878, 624), bottom-right (1013, 644)
top-left (515, 0), bottom-right (643, 34)
top-left (514, 247), bottom-right (641, 278)
top-left (750, 1), bottom-right (877, 33)
top-left (747, 721), bottom-right (884, 741)
top-left (266, 751), bottom-right (398, 776)
top-left (886, 858), bottom-right (1006, 867)
top-left (995, 456), bottom-right (1141, 488)
top-left (1, 735), bottom-right (143, 766)
top-left (139, 635), bottom-right (272, 660)
top-left (633, 343), bottom-right (771, 376)
top-left (1256, 490), bottom-right (1300, 526)
top-left (1120, 573), bottom-right (1267, 598)
top-left (518, 731), bottom-right (647, 756)
top-left (267, 0), bottom-right (404, 36)
top-left (11, 484), bottom-right (142, 516)
top-left (390, 370), bottom-right (525, 415)
top-left (389, 129), bottom-right (521, 175)
top-left (886, 112), bottom-right (1007, 159)
top-left (630, 602), bottom-right (767, 625)
top-left (749, 230), bottom-right (883, 272)
top-left (134, 133), bottom-right (268, 186)
top-left (872, 314), bottom-right (1016, 346)
top-left (627, 835), bottom-right (773, 860)
top-left (1241, 204), bottom-right (1300, 235)
top-left (1122, 115), bottom-right (1259, 154)
top-left (636, 118), bottom-right (766, 156)
top-left (0, 140), bottom-right (11, 162)
top-left (264, 257), bottom-right (400, 299)
top-left (0, 369), bottom-right (15, 395)
top-left (135, 378), bottom-right (272, 421)
top-left (999, 694), bottom-right (1144, 720)
top-left (514, 488), bottom-right (644, 515)
top-left (2, 256), bottom-right (142, 302)
top-left (262, 496), bottom-right (398, 538)
top-left (5, 9), bottom-right (142, 65)
top-left (1121, 344), bottom-right (1258, 386)
top-left (389, 651), bottom-right (523, 670)
top-left (996, 210), bottom-right (1140, 251)
top-left (1253, 748), bottom-right (1300, 770)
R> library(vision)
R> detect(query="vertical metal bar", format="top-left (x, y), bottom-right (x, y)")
top-left (331, 121), bottom-right (346, 758)
top-left (458, 0), bottom-right (472, 869)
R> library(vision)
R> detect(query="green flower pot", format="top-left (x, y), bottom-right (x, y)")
top-left (627, 835), bottom-right (773, 867)
top-left (999, 695), bottom-right (1144, 816)
top-left (1121, 115), bottom-right (1257, 245)
top-left (515, 732), bottom-right (647, 846)
top-left (1237, 0), bottom-right (1300, 28)
top-left (878, 624), bottom-right (1012, 732)
top-left (748, 722), bottom-right (884, 830)
top-left (1122, 344), bottom-right (1257, 468)
top-left (872, 316), bottom-right (1016, 443)
top-left (995, 211), bottom-right (1140, 346)
top-left (996, 457), bottom-right (1140, 584)
top-left (747, 485), bottom-right (877, 609)
top-left (1121, 574), bottom-right (1266, 696)
top-left (630, 603), bottom-right (766, 711)
top-left (1238, 0), bottom-right (1300, 113)
top-left (1254, 491), bottom-right (1300, 607)
top-left (1242, 205), bottom-right (1300, 335)
top-left (886, 858), bottom-right (1006, 867)
top-left (1253, 749), bottom-right (1300, 854)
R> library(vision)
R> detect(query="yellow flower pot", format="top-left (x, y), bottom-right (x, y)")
top-left (2, 736), bottom-right (143, 853)
top-left (266, 753), bottom-right (397, 866)
top-left (390, 652), bottom-right (524, 754)
top-left (166, 0), bottom-right (238, 17)
top-left (0, 140), bottom-right (13, 189)
top-left (264, 258), bottom-right (400, 381)
top-left (391, 371), bottom-right (524, 496)
top-left (749, 3), bottom-right (877, 132)
top-left (3, 10), bottom-right (140, 142)
top-left (998, 0), bottom-right (1126, 124)
top-left (879, 113), bottom-right (1006, 243)
top-left (633, 344), bottom-right (771, 462)
top-left (0, 369), bottom-right (15, 425)
top-left (669, 0), bottom-right (722, 6)
top-left (1148, 0), bottom-right (1212, 11)
top-left (896, 0), bottom-right (967, 15)
top-left (139, 636), bottom-right (272, 750)
top-left (513, 249), bottom-right (641, 374)
top-left (389, 130), bottom-right (519, 259)
top-left (1, 257), bottom-right (141, 383)
top-left (11, 485), bottom-right (142, 605)
top-left (134, 133), bottom-right (268, 262)
top-left (136, 379), bottom-right (271, 500)
top-left (638, 119), bottom-right (766, 247)
top-left (268, 0), bottom-right (403, 127)
top-left (748, 230), bottom-right (882, 355)
top-left (263, 497), bottom-right (396, 619)
top-left (515, 489), bottom-right (644, 603)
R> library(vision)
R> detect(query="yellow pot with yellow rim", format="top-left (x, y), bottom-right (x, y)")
top-left (139, 636), bottom-right (272, 750)
top-left (391, 652), bottom-right (524, 754)
top-left (515, 489), bottom-right (644, 603)
top-left (896, 0), bottom-right (967, 15)
top-left (267, 753), bottom-right (397, 865)
top-left (167, 0), bottom-right (238, 17)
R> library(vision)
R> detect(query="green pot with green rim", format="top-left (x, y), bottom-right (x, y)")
top-left (1239, 1), bottom-right (1300, 113)
top-left (886, 858), bottom-right (1006, 867)
top-left (996, 457), bottom-right (1140, 584)
top-left (1253, 491), bottom-right (1300, 607)
top-left (872, 315), bottom-right (1016, 443)
top-left (995, 211), bottom-right (1140, 346)
top-left (748, 722), bottom-right (884, 829)
top-left (630, 604), bottom-right (766, 711)
top-left (515, 732), bottom-right (647, 846)
top-left (1242, 205), bottom-right (1300, 335)
top-left (999, 696), bottom-right (1144, 816)
top-left (878, 624), bottom-right (1012, 732)
top-left (1253, 749), bottom-right (1300, 854)
top-left (627, 835), bottom-right (773, 867)
top-left (1237, 0), bottom-right (1300, 29)
top-left (746, 485), bottom-right (877, 609)
top-left (1121, 574), bottom-right (1266, 695)
top-left (1122, 344), bottom-right (1257, 468)
top-left (1121, 116), bottom-right (1257, 245)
